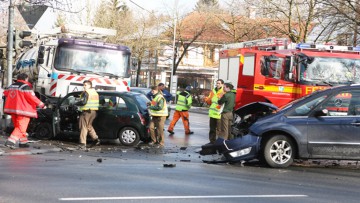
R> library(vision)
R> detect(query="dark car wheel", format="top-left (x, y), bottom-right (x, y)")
top-left (263, 135), bottom-right (295, 168)
top-left (34, 122), bottom-right (53, 140)
top-left (119, 127), bottom-right (140, 146)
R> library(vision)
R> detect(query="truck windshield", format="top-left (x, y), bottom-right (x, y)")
top-left (54, 45), bottom-right (130, 78)
top-left (299, 56), bottom-right (360, 85)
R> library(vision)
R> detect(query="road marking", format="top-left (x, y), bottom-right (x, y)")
top-left (59, 194), bottom-right (308, 201)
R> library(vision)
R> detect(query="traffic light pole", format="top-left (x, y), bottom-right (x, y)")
top-left (3, 0), bottom-right (14, 130)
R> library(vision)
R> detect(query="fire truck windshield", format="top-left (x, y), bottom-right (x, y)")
top-left (299, 56), bottom-right (360, 85)
top-left (54, 45), bottom-right (131, 78)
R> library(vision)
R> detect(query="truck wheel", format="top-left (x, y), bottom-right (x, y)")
top-left (263, 135), bottom-right (294, 168)
top-left (118, 127), bottom-right (140, 146)
top-left (34, 123), bottom-right (53, 140)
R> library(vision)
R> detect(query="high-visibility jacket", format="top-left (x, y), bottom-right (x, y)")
top-left (79, 88), bottom-right (99, 111)
top-left (175, 90), bottom-right (192, 111)
top-left (208, 88), bottom-right (224, 119)
top-left (3, 80), bottom-right (44, 118)
top-left (149, 94), bottom-right (168, 116)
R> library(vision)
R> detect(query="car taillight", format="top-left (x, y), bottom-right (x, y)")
top-left (138, 112), bottom-right (146, 125)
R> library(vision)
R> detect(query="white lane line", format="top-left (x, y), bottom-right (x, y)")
top-left (59, 194), bottom-right (308, 201)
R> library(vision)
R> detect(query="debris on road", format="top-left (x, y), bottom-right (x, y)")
top-left (163, 163), bottom-right (176, 168)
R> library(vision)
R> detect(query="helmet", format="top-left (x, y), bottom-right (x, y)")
top-left (185, 86), bottom-right (192, 91)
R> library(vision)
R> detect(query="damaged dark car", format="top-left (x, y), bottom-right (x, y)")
top-left (29, 91), bottom-right (151, 146)
top-left (201, 85), bottom-right (360, 168)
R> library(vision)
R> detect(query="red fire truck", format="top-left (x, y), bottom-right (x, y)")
top-left (219, 38), bottom-right (360, 109)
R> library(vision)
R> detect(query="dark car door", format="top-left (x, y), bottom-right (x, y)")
top-left (93, 94), bottom-right (125, 139)
top-left (306, 89), bottom-right (360, 159)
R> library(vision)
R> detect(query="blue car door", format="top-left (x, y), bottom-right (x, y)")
top-left (307, 90), bottom-right (360, 159)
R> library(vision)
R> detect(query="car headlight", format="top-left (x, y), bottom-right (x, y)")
top-left (229, 147), bottom-right (252, 158)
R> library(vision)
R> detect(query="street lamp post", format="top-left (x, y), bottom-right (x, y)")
top-left (169, 0), bottom-right (178, 97)
top-left (2, 0), bottom-right (14, 130)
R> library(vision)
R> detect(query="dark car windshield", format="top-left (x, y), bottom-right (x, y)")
top-left (134, 94), bottom-right (150, 110)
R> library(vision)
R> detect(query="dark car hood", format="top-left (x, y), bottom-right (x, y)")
top-left (234, 102), bottom-right (278, 117)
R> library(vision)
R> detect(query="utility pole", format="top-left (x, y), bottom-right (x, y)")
top-left (169, 0), bottom-right (178, 98)
top-left (3, 0), bottom-right (14, 130)
top-left (7, 0), bottom-right (14, 87)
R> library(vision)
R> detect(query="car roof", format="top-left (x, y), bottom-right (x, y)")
top-left (130, 87), bottom-right (151, 90)
top-left (326, 84), bottom-right (360, 92)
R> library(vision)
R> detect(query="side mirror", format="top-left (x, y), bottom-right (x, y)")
top-left (314, 109), bottom-right (328, 117)
top-left (37, 46), bottom-right (45, 64)
top-left (288, 73), bottom-right (293, 80)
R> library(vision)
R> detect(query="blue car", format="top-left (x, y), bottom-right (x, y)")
top-left (201, 85), bottom-right (360, 168)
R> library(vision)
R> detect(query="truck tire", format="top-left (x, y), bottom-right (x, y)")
top-left (263, 135), bottom-right (295, 168)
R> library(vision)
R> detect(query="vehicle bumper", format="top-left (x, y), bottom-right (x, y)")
top-left (200, 134), bottom-right (260, 162)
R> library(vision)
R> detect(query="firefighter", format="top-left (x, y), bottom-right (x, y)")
top-left (148, 86), bottom-right (168, 148)
top-left (218, 82), bottom-right (236, 140)
top-left (75, 80), bottom-right (101, 150)
top-left (3, 73), bottom-right (46, 149)
top-left (204, 79), bottom-right (224, 144)
top-left (167, 86), bottom-right (194, 135)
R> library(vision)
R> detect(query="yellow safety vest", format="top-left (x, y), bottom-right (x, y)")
top-left (175, 91), bottom-right (192, 111)
top-left (209, 88), bottom-right (224, 119)
top-left (149, 94), bottom-right (168, 116)
top-left (80, 88), bottom-right (99, 111)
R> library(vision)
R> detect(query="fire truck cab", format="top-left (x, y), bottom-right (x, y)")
top-left (14, 24), bottom-right (132, 100)
top-left (219, 38), bottom-right (360, 109)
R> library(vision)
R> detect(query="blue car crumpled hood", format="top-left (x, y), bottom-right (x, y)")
top-left (200, 134), bottom-right (260, 163)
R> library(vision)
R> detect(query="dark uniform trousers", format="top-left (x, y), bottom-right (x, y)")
top-left (209, 117), bottom-right (221, 143)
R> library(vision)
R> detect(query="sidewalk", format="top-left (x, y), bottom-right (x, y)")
top-left (169, 104), bottom-right (208, 115)
top-left (0, 134), bottom-right (62, 156)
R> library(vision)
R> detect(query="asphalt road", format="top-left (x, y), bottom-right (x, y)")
top-left (1, 112), bottom-right (360, 202)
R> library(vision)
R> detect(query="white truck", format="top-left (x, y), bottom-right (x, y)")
top-left (14, 24), bottom-right (132, 101)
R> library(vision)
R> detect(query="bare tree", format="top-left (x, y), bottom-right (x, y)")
top-left (242, 0), bottom-right (319, 43)
top-left (318, 0), bottom-right (360, 46)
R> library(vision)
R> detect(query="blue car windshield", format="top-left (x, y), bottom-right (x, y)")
top-left (279, 88), bottom-right (327, 111)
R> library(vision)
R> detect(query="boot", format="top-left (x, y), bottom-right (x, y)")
top-left (5, 141), bottom-right (16, 149)
top-left (19, 143), bottom-right (30, 148)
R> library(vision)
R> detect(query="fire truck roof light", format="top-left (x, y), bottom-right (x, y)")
top-left (297, 43), bottom-right (360, 52)
top-left (223, 37), bottom-right (288, 50)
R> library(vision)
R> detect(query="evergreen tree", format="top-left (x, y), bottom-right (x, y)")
top-left (195, 0), bottom-right (220, 12)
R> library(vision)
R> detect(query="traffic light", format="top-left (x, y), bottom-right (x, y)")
top-left (14, 30), bottom-right (32, 50)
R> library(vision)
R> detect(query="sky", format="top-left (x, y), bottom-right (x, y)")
top-left (127, 0), bottom-right (198, 13)
top-left (32, 0), bottom-right (206, 33)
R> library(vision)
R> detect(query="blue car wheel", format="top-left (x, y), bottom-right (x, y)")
top-left (263, 135), bottom-right (295, 168)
